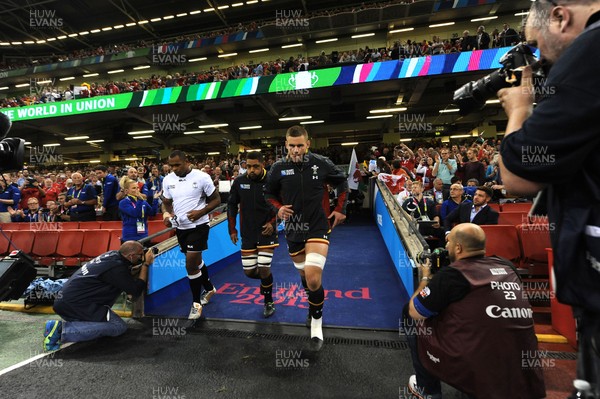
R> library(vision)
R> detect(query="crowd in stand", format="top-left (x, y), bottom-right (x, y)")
top-left (0, 136), bottom-right (510, 248)
top-left (0, 137), bottom-right (504, 223)
top-left (0, 0), bottom-right (414, 72)
top-left (0, 20), bottom-right (262, 72)
top-left (0, 19), bottom-right (524, 109)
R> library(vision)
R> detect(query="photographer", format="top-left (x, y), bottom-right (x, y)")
top-left (404, 223), bottom-right (545, 398)
top-left (18, 176), bottom-right (45, 210)
top-left (44, 242), bottom-right (153, 351)
top-left (497, 1), bottom-right (600, 395)
top-left (402, 180), bottom-right (444, 243)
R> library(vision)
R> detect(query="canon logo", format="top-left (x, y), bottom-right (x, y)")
top-left (486, 305), bottom-right (533, 319)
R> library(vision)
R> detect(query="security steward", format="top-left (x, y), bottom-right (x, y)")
top-left (404, 223), bottom-right (545, 399)
top-left (227, 151), bottom-right (278, 317)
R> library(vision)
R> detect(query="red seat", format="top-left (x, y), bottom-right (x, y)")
top-left (487, 203), bottom-right (501, 213)
top-left (79, 221), bottom-right (101, 230)
top-left (148, 220), bottom-right (174, 244)
top-left (60, 222), bottom-right (79, 230)
top-left (55, 230), bottom-right (85, 266)
top-left (80, 230), bottom-right (110, 261)
top-left (31, 230), bottom-right (60, 266)
top-left (480, 225), bottom-right (522, 264)
top-left (498, 211), bottom-right (528, 227)
top-left (0, 230), bottom-right (12, 256)
top-left (17, 223), bottom-right (32, 230)
top-left (0, 223), bottom-right (18, 231)
top-left (108, 229), bottom-right (122, 251)
top-left (501, 202), bottom-right (532, 213)
top-left (9, 230), bottom-right (35, 254)
top-left (100, 221), bottom-right (122, 230)
top-left (517, 223), bottom-right (552, 275)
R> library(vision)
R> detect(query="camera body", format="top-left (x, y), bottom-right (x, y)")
top-left (453, 43), bottom-right (544, 116)
top-left (25, 177), bottom-right (37, 187)
top-left (418, 248), bottom-right (451, 272)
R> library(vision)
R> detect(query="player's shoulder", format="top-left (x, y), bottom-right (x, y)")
top-left (310, 152), bottom-right (333, 165)
top-left (162, 172), bottom-right (177, 184)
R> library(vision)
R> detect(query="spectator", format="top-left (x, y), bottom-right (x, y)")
top-left (10, 197), bottom-right (48, 222)
top-left (0, 174), bottom-right (20, 223)
top-left (65, 172), bottom-right (98, 222)
top-left (432, 149), bottom-right (457, 189)
top-left (499, 23), bottom-right (519, 47)
top-left (440, 183), bottom-right (469, 222)
top-left (443, 186), bottom-right (498, 233)
top-left (476, 25), bottom-right (491, 49)
top-left (95, 165), bottom-right (120, 221)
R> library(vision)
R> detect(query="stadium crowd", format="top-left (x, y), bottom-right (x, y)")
top-left (0, 0), bottom-right (417, 72)
top-left (0, 17), bottom-right (524, 110)
top-left (0, 137), bottom-right (505, 225)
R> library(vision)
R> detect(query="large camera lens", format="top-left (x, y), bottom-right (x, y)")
top-left (453, 70), bottom-right (510, 116)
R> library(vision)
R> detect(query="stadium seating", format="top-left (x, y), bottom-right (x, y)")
top-left (487, 203), bottom-right (501, 213)
top-left (0, 230), bottom-right (11, 256)
top-left (79, 230), bottom-right (110, 262)
top-left (55, 230), bottom-right (85, 266)
top-left (107, 229), bottom-right (122, 251)
top-left (498, 211), bottom-right (528, 226)
top-left (1, 219), bottom-right (171, 269)
top-left (9, 230), bottom-right (34, 254)
top-left (79, 221), bottom-right (102, 230)
top-left (100, 221), bottom-right (122, 230)
top-left (517, 223), bottom-right (552, 275)
top-left (480, 225), bottom-right (522, 264)
top-left (148, 220), bottom-right (174, 244)
top-left (31, 230), bottom-right (60, 266)
top-left (501, 202), bottom-right (532, 213)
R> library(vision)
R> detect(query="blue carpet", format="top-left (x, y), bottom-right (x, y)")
top-left (146, 217), bottom-right (410, 330)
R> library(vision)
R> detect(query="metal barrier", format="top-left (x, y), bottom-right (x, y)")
top-left (374, 178), bottom-right (429, 264)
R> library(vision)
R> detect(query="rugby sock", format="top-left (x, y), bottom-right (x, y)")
top-left (260, 273), bottom-right (274, 303)
top-left (198, 262), bottom-right (214, 291)
top-left (300, 276), bottom-right (309, 297)
top-left (308, 285), bottom-right (324, 320)
top-left (188, 272), bottom-right (203, 303)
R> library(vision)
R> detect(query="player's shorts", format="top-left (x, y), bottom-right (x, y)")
top-left (287, 230), bottom-right (330, 256)
top-left (241, 232), bottom-right (279, 251)
top-left (176, 223), bottom-right (209, 253)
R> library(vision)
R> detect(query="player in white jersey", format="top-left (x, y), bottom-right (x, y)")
top-left (161, 150), bottom-right (221, 319)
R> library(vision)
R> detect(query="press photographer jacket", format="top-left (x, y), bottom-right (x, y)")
top-left (264, 152), bottom-right (348, 242)
top-left (54, 251), bottom-right (145, 322)
top-left (416, 256), bottom-right (545, 399)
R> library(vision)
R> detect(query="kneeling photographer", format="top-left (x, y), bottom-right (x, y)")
top-left (403, 223), bottom-right (545, 399)
top-left (401, 180), bottom-right (444, 244)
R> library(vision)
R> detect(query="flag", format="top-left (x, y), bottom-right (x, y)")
top-left (347, 148), bottom-right (360, 190)
top-left (377, 173), bottom-right (407, 195)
